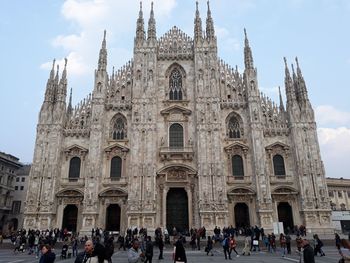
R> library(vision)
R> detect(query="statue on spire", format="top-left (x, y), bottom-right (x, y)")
top-left (147, 2), bottom-right (156, 41)
top-left (98, 30), bottom-right (107, 71)
top-left (136, 1), bottom-right (145, 44)
top-left (194, 1), bottom-right (202, 42)
top-left (206, 1), bottom-right (215, 40)
top-left (244, 28), bottom-right (254, 70)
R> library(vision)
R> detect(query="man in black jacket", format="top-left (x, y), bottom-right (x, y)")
top-left (75, 240), bottom-right (94, 263)
top-left (145, 236), bottom-right (153, 263)
top-left (302, 239), bottom-right (315, 263)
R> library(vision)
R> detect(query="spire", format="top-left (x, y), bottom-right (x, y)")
top-left (50, 59), bottom-right (56, 80)
top-left (98, 30), bottom-right (107, 71)
top-left (206, 1), bottom-right (215, 40)
top-left (244, 28), bottom-right (254, 70)
top-left (136, 1), bottom-right (145, 44)
top-left (284, 57), bottom-right (296, 105)
top-left (55, 64), bottom-right (59, 84)
top-left (67, 88), bottom-right (73, 115)
top-left (194, 1), bottom-right (202, 42)
top-left (295, 57), bottom-right (309, 101)
top-left (60, 58), bottom-right (68, 82)
top-left (278, 86), bottom-right (285, 111)
top-left (147, 2), bottom-right (156, 41)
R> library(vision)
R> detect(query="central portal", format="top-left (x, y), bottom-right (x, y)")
top-left (166, 188), bottom-right (189, 235)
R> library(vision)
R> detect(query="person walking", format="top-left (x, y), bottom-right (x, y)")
top-left (127, 240), bottom-right (145, 263)
top-left (313, 234), bottom-right (325, 256)
top-left (302, 239), bottom-right (315, 263)
top-left (75, 240), bottom-right (96, 263)
top-left (205, 236), bottom-right (213, 256)
top-left (173, 236), bottom-right (187, 263)
top-left (229, 235), bottom-right (239, 257)
top-left (222, 235), bottom-right (231, 260)
top-left (39, 244), bottom-right (56, 263)
top-left (144, 236), bottom-right (153, 263)
top-left (279, 233), bottom-right (286, 257)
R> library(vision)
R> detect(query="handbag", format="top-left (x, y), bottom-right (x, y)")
top-left (253, 240), bottom-right (259, 246)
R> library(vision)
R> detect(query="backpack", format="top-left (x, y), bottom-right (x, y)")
top-left (222, 238), bottom-right (228, 247)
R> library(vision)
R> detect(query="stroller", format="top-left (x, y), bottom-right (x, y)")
top-left (61, 244), bottom-right (68, 259)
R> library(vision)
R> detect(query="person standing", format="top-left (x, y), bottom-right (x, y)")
top-left (39, 244), bottom-right (56, 263)
top-left (158, 235), bottom-right (164, 260)
top-left (144, 236), bottom-right (153, 263)
top-left (285, 233), bottom-right (291, 254)
top-left (302, 239), bottom-right (315, 263)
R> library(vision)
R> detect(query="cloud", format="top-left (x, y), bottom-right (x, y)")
top-left (40, 0), bottom-right (177, 79)
top-left (318, 127), bottom-right (350, 178)
top-left (40, 52), bottom-right (90, 76)
top-left (315, 105), bottom-right (350, 126)
top-left (216, 26), bottom-right (240, 53)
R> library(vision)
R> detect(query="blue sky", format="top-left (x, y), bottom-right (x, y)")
top-left (0, 0), bottom-right (349, 178)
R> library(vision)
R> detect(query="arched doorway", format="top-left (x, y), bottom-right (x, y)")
top-left (166, 188), bottom-right (188, 235)
top-left (9, 218), bottom-right (18, 231)
top-left (234, 203), bottom-right (250, 228)
top-left (62, 205), bottom-right (78, 232)
top-left (278, 202), bottom-right (294, 232)
top-left (106, 204), bottom-right (121, 231)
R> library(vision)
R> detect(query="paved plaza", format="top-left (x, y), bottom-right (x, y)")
top-left (0, 245), bottom-right (342, 263)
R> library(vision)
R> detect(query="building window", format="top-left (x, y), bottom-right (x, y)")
top-left (329, 191), bottom-right (334, 198)
top-left (228, 116), bottom-right (241, 138)
top-left (169, 69), bottom-right (183, 100)
top-left (21, 177), bottom-right (25, 182)
top-left (232, 155), bottom-right (244, 177)
top-left (12, 201), bottom-right (21, 214)
top-left (16, 177), bottom-right (20, 182)
top-left (338, 191), bottom-right (343, 198)
top-left (15, 186), bottom-right (18, 190)
top-left (111, 116), bottom-right (127, 140)
top-left (169, 123), bottom-right (184, 148)
top-left (110, 156), bottom-right (122, 179)
top-left (20, 186), bottom-right (24, 191)
top-left (348, 191), bottom-right (350, 198)
top-left (68, 157), bottom-right (81, 179)
top-left (273, 154), bottom-right (286, 176)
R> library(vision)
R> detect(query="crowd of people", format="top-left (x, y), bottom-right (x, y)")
top-left (2, 225), bottom-right (350, 262)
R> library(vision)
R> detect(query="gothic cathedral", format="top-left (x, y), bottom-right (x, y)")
top-left (24, 2), bottom-right (332, 235)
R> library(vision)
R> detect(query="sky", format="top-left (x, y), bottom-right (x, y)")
top-left (0, 0), bottom-right (349, 178)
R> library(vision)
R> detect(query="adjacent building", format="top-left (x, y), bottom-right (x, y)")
top-left (0, 152), bottom-right (22, 234)
top-left (327, 177), bottom-right (350, 233)
top-left (24, 2), bottom-right (332, 235)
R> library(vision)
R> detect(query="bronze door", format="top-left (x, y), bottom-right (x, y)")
top-left (234, 203), bottom-right (250, 228)
top-left (278, 202), bottom-right (294, 231)
top-left (166, 188), bottom-right (189, 235)
top-left (106, 204), bottom-right (121, 231)
top-left (62, 204), bottom-right (78, 231)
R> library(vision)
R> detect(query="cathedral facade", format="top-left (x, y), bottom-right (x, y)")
top-left (24, 2), bottom-right (332, 235)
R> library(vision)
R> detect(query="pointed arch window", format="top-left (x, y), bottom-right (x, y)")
top-left (228, 116), bottom-right (241, 138)
top-left (110, 156), bottom-right (122, 179)
top-left (273, 154), bottom-right (286, 176)
top-left (112, 116), bottom-right (127, 140)
top-left (68, 157), bottom-right (81, 180)
top-left (169, 69), bottom-right (183, 100)
top-left (232, 155), bottom-right (244, 177)
top-left (169, 123), bottom-right (184, 148)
